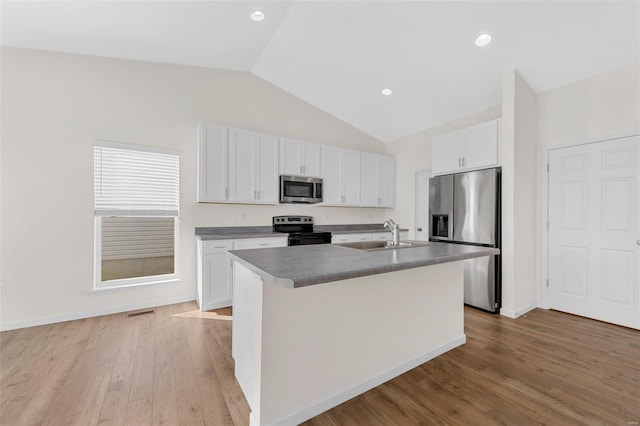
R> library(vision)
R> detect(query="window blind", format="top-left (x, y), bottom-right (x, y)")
top-left (94, 141), bottom-right (179, 216)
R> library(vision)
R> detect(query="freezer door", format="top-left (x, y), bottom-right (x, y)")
top-left (428, 175), bottom-right (454, 241)
top-left (453, 168), bottom-right (498, 245)
top-left (463, 255), bottom-right (497, 312)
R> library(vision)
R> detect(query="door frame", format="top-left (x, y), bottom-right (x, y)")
top-left (414, 168), bottom-right (432, 240)
top-left (540, 130), bottom-right (640, 309)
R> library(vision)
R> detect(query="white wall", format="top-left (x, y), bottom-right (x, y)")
top-left (0, 47), bottom-right (387, 329)
top-left (538, 62), bottom-right (640, 148)
top-left (384, 106), bottom-right (502, 235)
top-left (500, 70), bottom-right (539, 317)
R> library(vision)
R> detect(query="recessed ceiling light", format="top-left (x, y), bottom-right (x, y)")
top-left (381, 88), bottom-right (393, 96)
top-left (475, 33), bottom-right (492, 47)
top-left (250, 10), bottom-right (265, 22)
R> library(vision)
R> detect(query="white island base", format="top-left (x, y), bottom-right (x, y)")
top-left (232, 261), bottom-right (466, 426)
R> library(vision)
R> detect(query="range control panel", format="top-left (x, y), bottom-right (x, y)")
top-left (272, 215), bottom-right (314, 225)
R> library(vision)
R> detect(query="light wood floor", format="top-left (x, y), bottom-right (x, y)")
top-left (1, 302), bottom-right (638, 425)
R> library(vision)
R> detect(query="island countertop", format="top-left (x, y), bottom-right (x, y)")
top-left (228, 241), bottom-right (499, 289)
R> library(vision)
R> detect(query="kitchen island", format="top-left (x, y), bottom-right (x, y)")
top-left (228, 242), bottom-right (499, 426)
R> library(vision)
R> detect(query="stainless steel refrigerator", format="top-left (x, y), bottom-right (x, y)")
top-left (429, 168), bottom-right (501, 312)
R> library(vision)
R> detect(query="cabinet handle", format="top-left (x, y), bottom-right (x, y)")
top-left (458, 158), bottom-right (461, 167)
top-left (259, 243), bottom-right (269, 246)
top-left (300, 165), bottom-right (303, 173)
top-left (225, 188), bottom-right (228, 198)
top-left (417, 228), bottom-right (423, 232)
top-left (257, 190), bottom-right (260, 199)
top-left (462, 157), bottom-right (465, 167)
top-left (341, 195), bottom-right (345, 203)
top-left (214, 245), bottom-right (227, 249)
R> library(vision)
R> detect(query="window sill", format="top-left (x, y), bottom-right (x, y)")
top-left (89, 277), bottom-right (180, 294)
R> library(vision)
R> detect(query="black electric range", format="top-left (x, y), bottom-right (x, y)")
top-left (273, 216), bottom-right (332, 246)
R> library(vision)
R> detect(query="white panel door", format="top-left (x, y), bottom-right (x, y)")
top-left (197, 124), bottom-right (228, 202)
top-left (301, 142), bottom-right (322, 177)
top-left (254, 133), bottom-right (279, 203)
top-left (361, 153), bottom-right (378, 206)
top-left (378, 155), bottom-right (395, 207)
top-left (341, 149), bottom-right (361, 205)
top-left (322, 146), bottom-right (342, 204)
top-left (432, 132), bottom-right (464, 175)
top-left (415, 169), bottom-right (431, 241)
top-left (464, 119), bottom-right (499, 170)
top-left (548, 135), bottom-right (639, 329)
top-left (229, 129), bottom-right (256, 202)
top-left (280, 138), bottom-right (303, 175)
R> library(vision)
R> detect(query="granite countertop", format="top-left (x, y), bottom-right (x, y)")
top-left (228, 242), bottom-right (499, 289)
top-left (195, 224), bottom-right (408, 240)
top-left (195, 226), bottom-right (286, 240)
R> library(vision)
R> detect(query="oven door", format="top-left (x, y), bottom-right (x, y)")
top-left (280, 175), bottom-right (322, 204)
top-left (288, 233), bottom-right (332, 246)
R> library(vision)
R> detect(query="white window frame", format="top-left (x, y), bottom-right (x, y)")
top-left (93, 140), bottom-right (180, 290)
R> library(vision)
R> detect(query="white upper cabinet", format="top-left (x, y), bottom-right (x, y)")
top-left (254, 133), bottom-right (279, 204)
top-left (362, 153), bottom-right (395, 208)
top-left (198, 122), bottom-right (396, 208)
top-left (432, 119), bottom-right (500, 176)
top-left (321, 146), bottom-right (361, 206)
top-left (229, 129), bottom-right (279, 204)
top-left (197, 124), bottom-right (228, 202)
top-left (198, 123), bottom-right (278, 205)
top-left (280, 138), bottom-right (322, 177)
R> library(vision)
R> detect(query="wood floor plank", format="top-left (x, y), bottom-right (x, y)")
top-left (2, 303), bottom-right (638, 425)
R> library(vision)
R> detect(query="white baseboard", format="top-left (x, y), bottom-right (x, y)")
top-left (500, 302), bottom-right (538, 319)
top-left (270, 335), bottom-right (466, 426)
top-left (0, 294), bottom-right (196, 331)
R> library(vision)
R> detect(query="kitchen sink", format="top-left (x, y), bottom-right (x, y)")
top-left (336, 240), bottom-right (429, 251)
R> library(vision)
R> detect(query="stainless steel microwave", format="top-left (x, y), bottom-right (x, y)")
top-left (280, 175), bottom-right (323, 204)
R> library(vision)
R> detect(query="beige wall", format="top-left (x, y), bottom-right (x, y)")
top-left (0, 47), bottom-right (386, 329)
top-left (500, 70), bottom-right (539, 317)
top-left (386, 63), bottom-right (638, 318)
top-left (538, 62), bottom-right (640, 147)
top-left (384, 106), bottom-right (501, 236)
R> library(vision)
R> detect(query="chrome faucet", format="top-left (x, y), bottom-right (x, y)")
top-left (383, 219), bottom-right (400, 247)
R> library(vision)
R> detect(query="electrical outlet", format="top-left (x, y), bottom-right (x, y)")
top-left (239, 212), bottom-right (246, 221)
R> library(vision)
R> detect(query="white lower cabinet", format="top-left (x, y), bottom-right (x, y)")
top-left (331, 233), bottom-right (373, 244)
top-left (197, 237), bottom-right (287, 311)
top-left (197, 240), bottom-right (234, 311)
top-left (332, 231), bottom-right (409, 244)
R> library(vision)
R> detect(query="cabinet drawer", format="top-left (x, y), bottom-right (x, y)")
top-left (234, 237), bottom-right (288, 250)
top-left (331, 233), bottom-right (373, 244)
top-left (203, 240), bottom-right (233, 255)
top-left (372, 232), bottom-right (392, 241)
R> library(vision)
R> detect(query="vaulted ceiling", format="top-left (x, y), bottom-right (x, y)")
top-left (2, 1), bottom-right (638, 142)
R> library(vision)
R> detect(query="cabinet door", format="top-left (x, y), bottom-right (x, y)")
top-left (377, 155), bottom-right (395, 207)
top-left (432, 132), bottom-right (465, 175)
top-left (280, 138), bottom-right (302, 175)
top-left (464, 119), bottom-right (499, 170)
top-left (361, 153), bottom-right (378, 206)
top-left (229, 129), bottom-right (256, 202)
top-left (201, 241), bottom-right (233, 310)
top-left (341, 150), bottom-right (361, 205)
top-left (254, 133), bottom-right (279, 203)
top-left (322, 146), bottom-right (342, 204)
top-left (197, 124), bottom-right (228, 202)
top-left (302, 142), bottom-right (322, 177)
